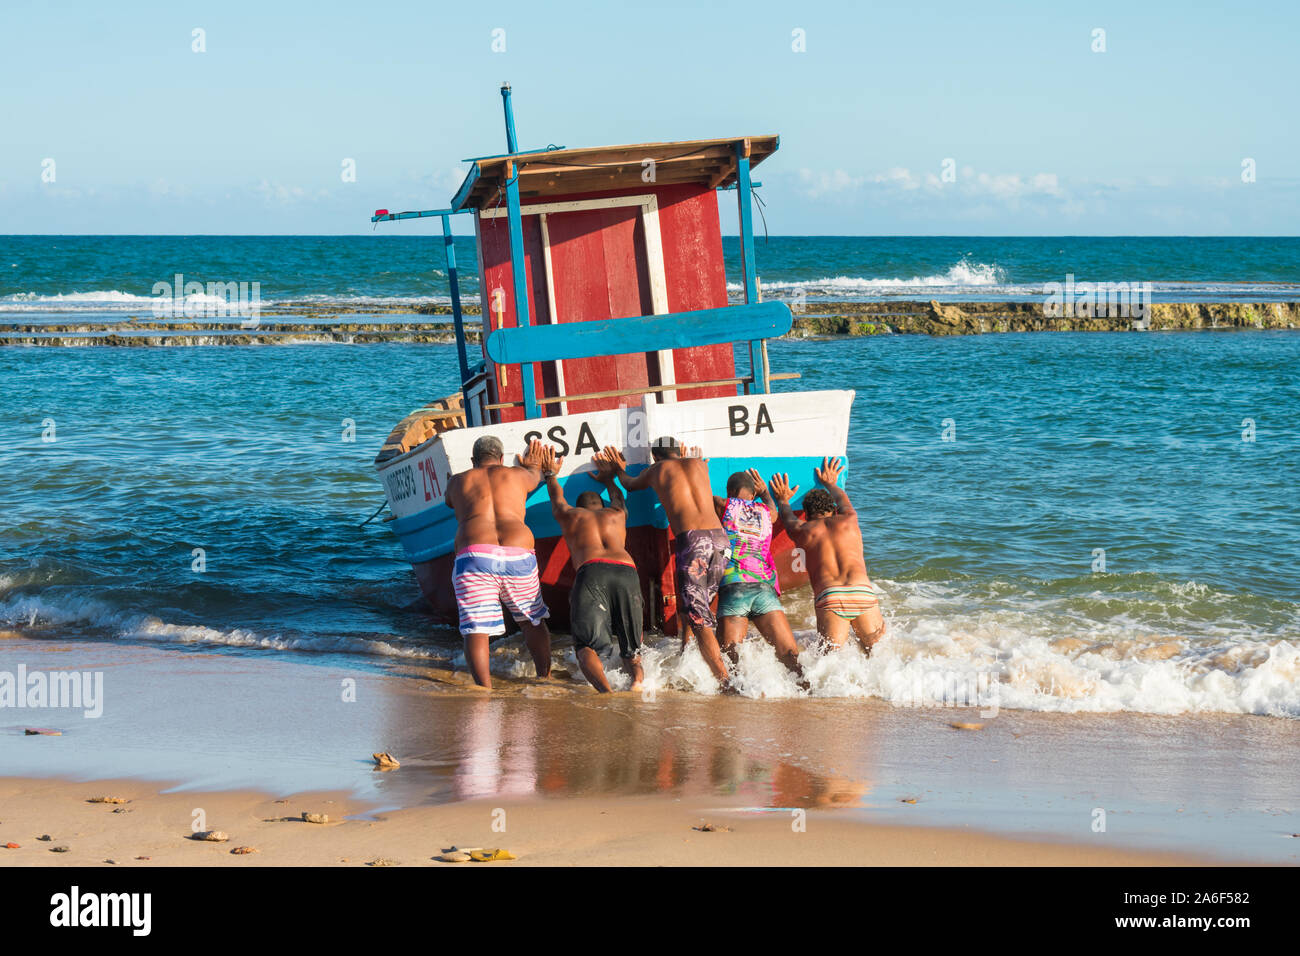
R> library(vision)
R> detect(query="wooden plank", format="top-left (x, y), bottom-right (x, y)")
top-left (485, 372), bottom-right (801, 410)
top-left (536, 212), bottom-right (568, 415)
top-left (638, 195), bottom-right (675, 403)
top-left (485, 301), bottom-right (793, 365)
top-left (463, 136), bottom-right (780, 208)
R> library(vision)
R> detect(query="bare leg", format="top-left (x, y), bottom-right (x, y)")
top-left (752, 610), bottom-right (805, 679)
top-left (718, 615), bottom-right (748, 667)
top-left (815, 608), bottom-right (851, 648)
top-left (850, 612), bottom-right (886, 656)
top-left (576, 647), bottom-right (612, 693)
top-left (692, 623), bottom-right (730, 683)
top-left (623, 655), bottom-right (644, 692)
top-left (463, 633), bottom-right (493, 689)
top-left (519, 620), bottom-right (552, 678)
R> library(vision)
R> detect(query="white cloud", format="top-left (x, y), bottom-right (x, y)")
top-left (798, 165), bottom-right (1065, 201)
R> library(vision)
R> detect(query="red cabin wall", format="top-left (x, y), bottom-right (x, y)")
top-left (474, 182), bottom-right (737, 421)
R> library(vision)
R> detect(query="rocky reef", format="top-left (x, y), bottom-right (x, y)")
top-left (789, 301), bottom-right (1300, 336)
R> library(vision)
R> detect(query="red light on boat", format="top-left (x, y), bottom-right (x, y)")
top-left (374, 209), bottom-right (389, 216)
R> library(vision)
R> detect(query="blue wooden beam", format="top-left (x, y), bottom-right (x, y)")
top-left (462, 145), bottom-right (565, 163)
top-left (442, 213), bottom-right (472, 385)
top-left (486, 301), bottom-right (792, 365)
top-left (734, 143), bottom-right (767, 393)
top-left (370, 207), bottom-right (473, 223)
top-left (503, 160), bottom-right (539, 418)
top-left (450, 163), bottom-right (482, 211)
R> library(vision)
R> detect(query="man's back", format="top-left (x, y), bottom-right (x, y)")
top-left (648, 457), bottom-right (720, 535)
top-left (792, 512), bottom-right (868, 591)
top-left (448, 464), bottom-right (536, 551)
top-left (558, 506), bottom-right (631, 568)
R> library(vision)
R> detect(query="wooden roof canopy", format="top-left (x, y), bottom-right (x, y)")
top-left (453, 135), bottom-right (779, 210)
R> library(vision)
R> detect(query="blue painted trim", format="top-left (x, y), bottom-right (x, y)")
top-left (442, 213), bottom-right (472, 385)
top-left (389, 455), bottom-right (847, 565)
top-left (370, 207), bottom-right (472, 223)
top-left (450, 163), bottom-right (481, 211)
top-left (461, 145), bottom-right (565, 163)
top-left (503, 162), bottom-right (539, 418)
top-left (485, 301), bottom-right (793, 365)
top-left (734, 146), bottom-right (766, 394)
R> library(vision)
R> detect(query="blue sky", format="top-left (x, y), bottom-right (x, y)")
top-left (1, 0), bottom-right (1296, 235)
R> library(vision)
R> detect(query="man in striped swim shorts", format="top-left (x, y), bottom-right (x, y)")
top-left (445, 435), bottom-right (553, 689)
top-left (770, 456), bottom-right (886, 655)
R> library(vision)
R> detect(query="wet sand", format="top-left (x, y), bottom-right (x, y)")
top-left (2, 636), bottom-right (1297, 864)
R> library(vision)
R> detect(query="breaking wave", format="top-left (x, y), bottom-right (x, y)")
top-left (5, 575), bottom-right (1297, 719)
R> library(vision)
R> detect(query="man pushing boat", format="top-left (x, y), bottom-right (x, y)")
top-left (537, 445), bottom-right (644, 693)
top-left (770, 457), bottom-right (886, 654)
top-left (599, 438), bottom-right (731, 684)
top-left (714, 468), bottom-right (805, 681)
top-left (444, 436), bottom-right (553, 688)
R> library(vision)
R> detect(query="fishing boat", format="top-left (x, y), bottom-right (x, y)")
top-left (371, 84), bottom-right (854, 633)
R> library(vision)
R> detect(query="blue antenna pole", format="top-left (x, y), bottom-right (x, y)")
top-left (500, 83), bottom-right (518, 154)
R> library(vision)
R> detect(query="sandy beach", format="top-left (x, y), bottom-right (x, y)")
top-left (4, 636), bottom-right (1296, 866)
top-left (0, 776), bottom-right (1220, 867)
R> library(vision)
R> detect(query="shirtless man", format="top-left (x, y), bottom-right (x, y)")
top-left (444, 435), bottom-right (552, 688)
top-left (538, 445), bottom-right (644, 694)
top-left (770, 457), bottom-right (886, 654)
top-left (599, 438), bottom-right (730, 683)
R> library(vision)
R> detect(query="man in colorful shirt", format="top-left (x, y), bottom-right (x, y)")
top-left (714, 468), bottom-right (804, 680)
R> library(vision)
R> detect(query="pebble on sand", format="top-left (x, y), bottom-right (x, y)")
top-left (301, 812), bottom-right (329, 824)
top-left (51, 846), bottom-right (69, 853)
top-left (191, 830), bottom-right (229, 842)
top-left (88, 796), bottom-right (129, 804)
top-left (366, 858), bottom-right (399, 866)
top-left (230, 846), bottom-right (259, 855)
top-left (372, 752), bottom-right (400, 769)
top-left (691, 824), bottom-right (731, 832)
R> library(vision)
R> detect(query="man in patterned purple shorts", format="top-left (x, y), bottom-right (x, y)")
top-left (599, 438), bottom-right (731, 685)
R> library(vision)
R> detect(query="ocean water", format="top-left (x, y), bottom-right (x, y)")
top-left (2, 332), bottom-right (1297, 717)
top-left (3, 235), bottom-right (1300, 315)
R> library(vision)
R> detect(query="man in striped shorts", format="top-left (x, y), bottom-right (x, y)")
top-left (445, 436), bottom-right (552, 689)
top-left (770, 456), bottom-right (886, 655)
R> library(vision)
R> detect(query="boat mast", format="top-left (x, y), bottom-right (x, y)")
top-left (500, 83), bottom-right (519, 154)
